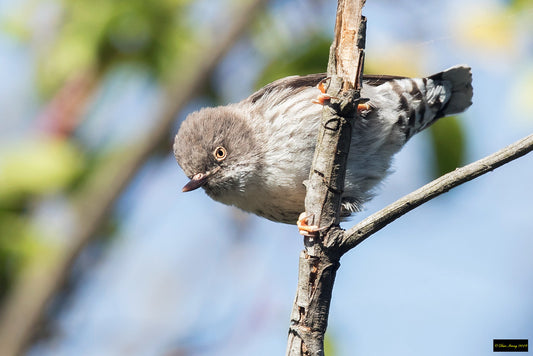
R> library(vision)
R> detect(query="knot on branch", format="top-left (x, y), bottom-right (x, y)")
top-left (322, 81), bottom-right (363, 125)
top-left (322, 226), bottom-right (347, 256)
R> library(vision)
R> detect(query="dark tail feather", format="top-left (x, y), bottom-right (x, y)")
top-left (429, 65), bottom-right (473, 118)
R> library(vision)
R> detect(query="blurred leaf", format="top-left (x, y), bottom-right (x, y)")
top-left (0, 138), bottom-right (84, 203)
top-left (255, 36), bottom-right (331, 89)
top-left (0, 0), bottom-right (39, 41)
top-left (509, 65), bottom-right (533, 122)
top-left (428, 116), bottom-right (466, 178)
top-left (455, 7), bottom-right (515, 54)
top-left (1, 17), bottom-right (31, 40)
top-left (508, 0), bottom-right (533, 11)
top-left (0, 213), bottom-right (43, 301)
top-left (363, 45), bottom-right (424, 78)
top-left (35, 0), bottom-right (196, 94)
top-left (256, 36), bottom-right (426, 91)
top-left (324, 332), bottom-right (337, 356)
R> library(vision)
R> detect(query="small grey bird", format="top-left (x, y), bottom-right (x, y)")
top-left (173, 65), bottom-right (473, 225)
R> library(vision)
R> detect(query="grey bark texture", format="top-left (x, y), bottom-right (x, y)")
top-left (286, 1), bottom-right (367, 355)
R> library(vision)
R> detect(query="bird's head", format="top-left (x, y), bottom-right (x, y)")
top-left (173, 106), bottom-right (261, 200)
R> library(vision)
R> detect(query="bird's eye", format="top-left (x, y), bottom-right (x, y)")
top-left (213, 146), bottom-right (227, 161)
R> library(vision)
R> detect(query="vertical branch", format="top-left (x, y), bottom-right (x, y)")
top-left (330, 0), bottom-right (366, 89)
top-left (304, 0), bottom-right (366, 233)
top-left (286, 1), bottom-right (366, 355)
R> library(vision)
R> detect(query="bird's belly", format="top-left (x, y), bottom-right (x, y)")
top-left (211, 176), bottom-right (306, 224)
top-left (243, 183), bottom-right (306, 224)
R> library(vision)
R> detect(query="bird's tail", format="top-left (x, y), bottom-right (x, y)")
top-left (428, 65), bottom-right (473, 118)
top-left (382, 65), bottom-right (473, 140)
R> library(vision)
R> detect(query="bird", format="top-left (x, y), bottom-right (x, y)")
top-left (173, 65), bottom-right (473, 229)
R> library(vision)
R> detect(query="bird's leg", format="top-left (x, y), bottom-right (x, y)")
top-left (297, 212), bottom-right (321, 237)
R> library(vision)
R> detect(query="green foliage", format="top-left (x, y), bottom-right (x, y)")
top-left (428, 116), bottom-right (466, 178)
top-left (324, 332), bottom-right (337, 356)
top-left (0, 213), bottom-right (43, 301)
top-left (0, 0), bottom-right (203, 305)
top-left (255, 37), bottom-right (331, 89)
top-left (0, 138), bottom-right (84, 204)
top-left (0, 138), bottom-right (84, 303)
top-left (34, 0), bottom-right (195, 94)
top-left (508, 0), bottom-right (533, 11)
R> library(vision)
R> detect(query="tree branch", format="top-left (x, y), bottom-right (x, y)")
top-left (287, 1), bottom-right (366, 355)
top-left (286, 0), bottom-right (533, 355)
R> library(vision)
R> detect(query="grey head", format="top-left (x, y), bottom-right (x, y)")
top-left (173, 106), bottom-right (261, 203)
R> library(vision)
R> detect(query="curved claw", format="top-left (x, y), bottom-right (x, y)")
top-left (312, 94), bottom-right (336, 105)
top-left (312, 77), bottom-right (339, 105)
top-left (297, 212), bottom-right (320, 237)
top-left (317, 77), bottom-right (330, 94)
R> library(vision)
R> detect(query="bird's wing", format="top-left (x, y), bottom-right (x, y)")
top-left (246, 73), bottom-right (409, 105)
top-left (362, 74), bottom-right (408, 86)
top-left (247, 74), bottom-right (326, 104)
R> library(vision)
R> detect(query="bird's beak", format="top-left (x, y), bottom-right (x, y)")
top-left (182, 166), bottom-right (220, 192)
top-left (182, 173), bottom-right (208, 192)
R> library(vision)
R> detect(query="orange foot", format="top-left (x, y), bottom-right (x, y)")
top-left (297, 212), bottom-right (320, 237)
top-left (312, 77), bottom-right (338, 105)
top-left (357, 102), bottom-right (372, 112)
top-left (312, 94), bottom-right (336, 105)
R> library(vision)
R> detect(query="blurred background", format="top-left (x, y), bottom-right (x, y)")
top-left (0, 0), bottom-right (532, 355)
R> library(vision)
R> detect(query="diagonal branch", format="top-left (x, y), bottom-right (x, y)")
top-left (341, 132), bottom-right (533, 253)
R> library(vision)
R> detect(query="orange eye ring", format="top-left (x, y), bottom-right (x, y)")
top-left (213, 146), bottom-right (227, 161)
